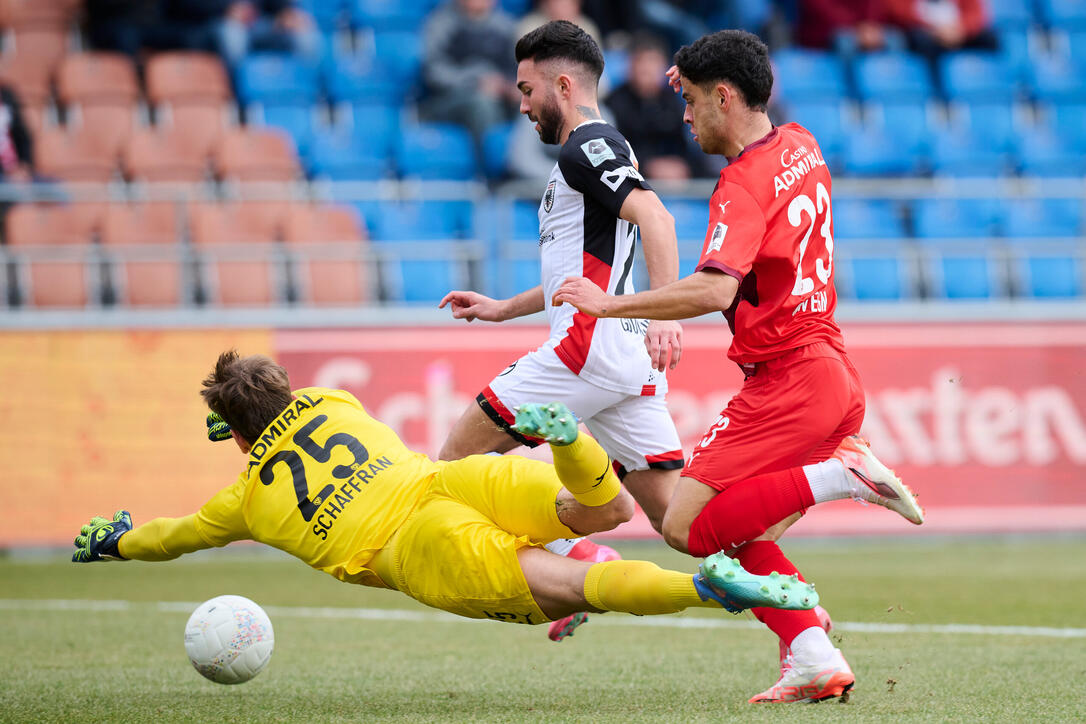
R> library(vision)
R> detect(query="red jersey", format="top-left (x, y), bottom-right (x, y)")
top-left (696, 122), bottom-right (845, 364)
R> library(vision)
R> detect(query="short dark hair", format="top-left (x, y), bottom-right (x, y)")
top-left (200, 350), bottom-right (293, 443)
top-left (673, 30), bottom-right (773, 111)
top-left (515, 20), bottom-right (604, 82)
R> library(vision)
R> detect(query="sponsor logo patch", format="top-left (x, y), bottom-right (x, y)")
top-left (543, 180), bottom-right (556, 213)
top-left (581, 138), bottom-right (615, 167)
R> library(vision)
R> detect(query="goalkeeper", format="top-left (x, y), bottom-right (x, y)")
top-left (73, 350), bottom-right (817, 626)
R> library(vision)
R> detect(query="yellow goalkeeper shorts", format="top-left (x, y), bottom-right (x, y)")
top-left (380, 454), bottom-right (578, 624)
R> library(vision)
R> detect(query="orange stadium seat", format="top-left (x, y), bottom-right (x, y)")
top-left (189, 202), bottom-right (280, 306)
top-left (101, 202), bottom-right (184, 306)
top-left (145, 52), bottom-right (231, 106)
top-left (66, 103), bottom-right (137, 159)
top-left (0, 28), bottom-right (68, 106)
top-left (0, 0), bottom-right (79, 29)
top-left (213, 127), bottom-right (299, 182)
top-left (156, 103), bottom-right (233, 160)
top-left (283, 203), bottom-right (372, 305)
top-left (5, 203), bottom-right (95, 307)
top-left (124, 127), bottom-right (208, 183)
top-left (35, 126), bottom-right (117, 182)
top-left (56, 52), bottom-right (140, 107)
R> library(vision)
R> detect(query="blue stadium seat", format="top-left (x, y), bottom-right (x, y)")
top-left (306, 125), bottom-right (390, 180)
top-left (396, 123), bottom-right (477, 180)
top-left (602, 48), bottom-right (629, 92)
top-left (323, 53), bottom-right (404, 104)
top-left (912, 198), bottom-right (1002, 239)
top-left (373, 31), bottom-right (423, 87)
top-left (351, 0), bottom-right (432, 32)
top-left (1046, 103), bottom-right (1086, 149)
top-left (842, 125), bottom-right (924, 176)
top-left (1004, 198), bottom-right (1083, 237)
top-left (500, 0), bottom-right (531, 14)
top-left (511, 199), bottom-right (540, 241)
top-left (1016, 124), bottom-right (1086, 176)
top-left (785, 101), bottom-right (851, 168)
top-left (832, 199), bottom-right (908, 239)
top-left (771, 50), bottom-right (848, 102)
top-left (254, 103), bottom-right (320, 157)
top-left (376, 246), bottom-right (470, 303)
top-left (854, 52), bottom-right (934, 104)
top-left (929, 254), bottom-right (1002, 299)
top-left (930, 123), bottom-right (1013, 177)
top-left (987, 0), bottom-right (1037, 28)
top-left (1014, 252), bottom-right (1083, 297)
top-left (840, 253), bottom-right (912, 300)
top-left (940, 52), bottom-right (1020, 103)
top-left (236, 54), bottom-right (320, 106)
top-left (348, 102), bottom-right (400, 155)
top-left (1029, 55), bottom-right (1086, 103)
top-left (863, 101), bottom-right (933, 158)
top-left (369, 200), bottom-right (475, 240)
top-left (481, 121), bottom-right (515, 181)
top-left (997, 28), bottom-right (1034, 79)
top-left (661, 198), bottom-right (709, 241)
top-left (1040, 0), bottom-right (1086, 30)
top-left (298, 0), bottom-right (350, 33)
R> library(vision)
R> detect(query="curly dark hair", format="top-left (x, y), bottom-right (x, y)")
top-left (673, 30), bottom-right (773, 111)
top-left (200, 350), bottom-right (293, 443)
top-left (515, 19), bottom-right (604, 82)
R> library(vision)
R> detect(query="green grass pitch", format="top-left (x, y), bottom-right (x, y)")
top-left (3, 538), bottom-right (1085, 723)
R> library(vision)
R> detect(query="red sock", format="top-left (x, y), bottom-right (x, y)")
top-left (686, 468), bottom-right (814, 557)
top-left (734, 540), bottom-right (820, 645)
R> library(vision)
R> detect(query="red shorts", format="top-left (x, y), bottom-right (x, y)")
top-left (683, 342), bottom-right (865, 492)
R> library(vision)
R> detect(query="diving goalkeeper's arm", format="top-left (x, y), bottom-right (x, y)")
top-left (72, 510), bottom-right (212, 562)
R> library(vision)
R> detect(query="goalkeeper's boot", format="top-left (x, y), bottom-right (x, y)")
top-left (546, 539), bottom-right (622, 642)
top-left (695, 552), bottom-right (819, 614)
top-left (512, 402), bottom-right (579, 446)
top-left (779, 605), bottom-right (834, 675)
top-left (832, 436), bottom-right (924, 525)
top-left (749, 648), bottom-right (854, 703)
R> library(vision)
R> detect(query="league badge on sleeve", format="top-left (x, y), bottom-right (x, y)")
top-left (708, 222), bottom-right (728, 253)
top-left (581, 138), bottom-right (616, 167)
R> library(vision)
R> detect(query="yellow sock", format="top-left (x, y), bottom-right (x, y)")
top-left (582, 560), bottom-right (720, 615)
top-left (550, 433), bottom-right (621, 507)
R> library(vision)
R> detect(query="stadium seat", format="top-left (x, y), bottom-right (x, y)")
top-left (145, 52), bottom-right (231, 106)
top-left (838, 252), bottom-right (913, 300)
top-left (912, 198), bottom-right (1002, 239)
top-left (351, 0), bottom-right (431, 32)
top-left (854, 52), bottom-right (934, 104)
top-left (481, 121), bottom-right (514, 181)
top-left (213, 127), bottom-right (300, 182)
top-left (34, 127), bottom-right (117, 182)
top-left (155, 103), bottom-right (234, 160)
top-left (64, 103), bottom-right (138, 160)
top-left (1003, 198), bottom-right (1082, 238)
top-left (771, 49), bottom-right (848, 102)
top-left (0, 28), bottom-right (69, 106)
top-left (396, 123), bottom-right (477, 180)
top-left (323, 52), bottom-right (402, 104)
top-left (123, 128), bottom-right (208, 183)
top-left (283, 203), bottom-right (372, 304)
top-left (298, 0), bottom-right (350, 33)
top-left (986, 0), bottom-right (1037, 28)
top-left (842, 125), bottom-right (923, 176)
top-left (1045, 103), bottom-right (1086, 150)
top-left (375, 240), bottom-right (471, 303)
top-left (235, 54), bottom-right (320, 107)
top-left (100, 203), bottom-right (185, 306)
top-left (862, 101), bottom-right (933, 158)
top-left (996, 28), bottom-right (1034, 79)
top-left (785, 100), bottom-right (851, 168)
top-left (832, 199), bottom-right (908, 239)
top-left (601, 48), bottom-right (629, 91)
top-left (372, 31), bottom-right (423, 87)
top-left (661, 198), bottom-right (709, 241)
top-left (1040, 0), bottom-right (1086, 30)
top-left (930, 123), bottom-right (1013, 177)
top-left (56, 52), bottom-right (139, 107)
top-left (305, 124), bottom-right (390, 180)
top-left (1013, 250), bottom-right (1083, 297)
top-left (927, 252), bottom-right (1004, 299)
top-left (369, 200), bottom-right (474, 240)
top-left (189, 202), bottom-right (283, 306)
top-left (5, 204), bottom-right (96, 307)
top-left (1029, 54), bottom-right (1086, 103)
top-left (1016, 124), bottom-right (1086, 176)
top-left (940, 52), bottom-right (1020, 103)
top-left (511, 199), bottom-right (541, 241)
top-left (251, 102), bottom-right (322, 158)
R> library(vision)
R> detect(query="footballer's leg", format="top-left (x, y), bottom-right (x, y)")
top-left (438, 398), bottom-right (524, 460)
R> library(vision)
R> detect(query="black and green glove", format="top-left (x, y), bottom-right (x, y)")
top-left (207, 411), bottom-right (232, 442)
top-left (72, 510), bottom-right (132, 562)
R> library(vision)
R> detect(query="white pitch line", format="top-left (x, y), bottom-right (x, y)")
top-left (3, 599), bottom-right (1084, 639)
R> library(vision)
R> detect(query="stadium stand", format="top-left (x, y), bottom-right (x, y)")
top-left (101, 202), bottom-right (185, 306)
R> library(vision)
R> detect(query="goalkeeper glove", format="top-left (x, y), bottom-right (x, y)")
top-left (207, 411), bottom-right (232, 442)
top-left (72, 510), bottom-right (132, 562)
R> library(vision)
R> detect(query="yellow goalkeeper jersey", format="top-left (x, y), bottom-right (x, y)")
top-left (193, 387), bottom-right (438, 585)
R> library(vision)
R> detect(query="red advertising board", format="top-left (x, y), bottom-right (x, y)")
top-left (276, 322), bottom-right (1086, 538)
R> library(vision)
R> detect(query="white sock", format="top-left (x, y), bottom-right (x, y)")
top-left (788, 626), bottom-right (836, 665)
top-left (803, 459), bottom-right (856, 504)
top-left (545, 538), bottom-right (581, 556)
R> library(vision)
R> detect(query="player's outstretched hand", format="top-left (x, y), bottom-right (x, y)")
top-left (439, 290), bottom-right (505, 323)
top-left (207, 411), bottom-right (232, 442)
top-left (665, 64), bottom-right (681, 94)
top-left (646, 320), bottom-right (683, 371)
top-left (552, 276), bottom-right (610, 317)
top-left (72, 510), bottom-right (132, 562)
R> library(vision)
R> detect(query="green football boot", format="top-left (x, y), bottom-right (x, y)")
top-left (512, 402), bottom-right (579, 446)
top-left (695, 552), bottom-right (819, 614)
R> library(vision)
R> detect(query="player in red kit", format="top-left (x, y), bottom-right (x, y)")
top-left (553, 30), bottom-right (924, 703)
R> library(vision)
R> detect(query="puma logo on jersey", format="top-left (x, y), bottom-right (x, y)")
top-left (718, 201), bottom-right (731, 216)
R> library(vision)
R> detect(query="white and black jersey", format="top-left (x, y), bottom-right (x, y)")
top-left (536, 120), bottom-right (665, 397)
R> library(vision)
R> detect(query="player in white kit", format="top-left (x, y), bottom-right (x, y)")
top-left (439, 21), bottom-right (685, 640)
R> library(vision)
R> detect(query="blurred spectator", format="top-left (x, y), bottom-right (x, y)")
top-left (605, 34), bottom-right (703, 180)
top-left (421, 0), bottom-right (519, 146)
top-left (517, 0), bottom-right (603, 48)
top-left (0, 84), bottom-right (34, 184)
top-left (84, 0), bottom-right (159, 58)
top-left (884, 0), bottom-right (998, 59)
top-left (796, 0), bottom-right (891, 51)
top-left (581, 1), bottom-right (764, 51)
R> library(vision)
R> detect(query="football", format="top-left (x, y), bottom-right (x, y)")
top-left (183, 595), bottom-right (274, 685)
